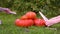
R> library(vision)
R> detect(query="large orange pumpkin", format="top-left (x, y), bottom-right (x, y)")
top-left (25, 11), bottom-right (37, 19)
top-left (34, 19), bottom-right (45, 26)
top-left (15, 19), bottom-right (34, 27)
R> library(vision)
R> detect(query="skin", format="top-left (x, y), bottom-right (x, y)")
top-left (0, 7), bottom-right (16, 14)
top-left (39, 12), bottom-right (60, 30)
top-left (39, 12), bottom-right (60, 27)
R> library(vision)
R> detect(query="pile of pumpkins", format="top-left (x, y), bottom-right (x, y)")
top-left (15, 11), bottom-right (46, 27)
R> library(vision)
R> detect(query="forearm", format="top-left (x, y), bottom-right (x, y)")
top-left (0, 7), bottom-right (5, 11)
top-left (0, 7), bottom-right (16, 14)
top-left (0, 7), bottom-right (10, 12)
top-left (39, 12), bottom-right (60, 27)
top-left (45, 15), bottom-right (60, 26)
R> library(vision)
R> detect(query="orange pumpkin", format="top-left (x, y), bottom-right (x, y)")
top-left (15, 19), bottom-right (20, 26)
top-left (25, 11), bottom-right (37, 19)
top-left (20, 15), bottom-right (28, 20)
top-left (15, 19), bottom-right (34, 27)
top-left (34, 19), bottom-right (45, 26)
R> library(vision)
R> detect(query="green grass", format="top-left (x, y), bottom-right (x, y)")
top-left (0, 13), bottom-right (60, 34)
top-left (0, 0), bottom-right (60, 34)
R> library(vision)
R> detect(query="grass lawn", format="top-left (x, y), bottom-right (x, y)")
top-left (0, 13), bottom-right (60, 34)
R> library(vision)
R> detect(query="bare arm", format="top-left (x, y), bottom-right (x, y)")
top-left (39, 12), bottom-right (49, 22)
top-left (0, 7), bottom-right (16, 14)
top-left (39, 11), bottom-right (60, 27)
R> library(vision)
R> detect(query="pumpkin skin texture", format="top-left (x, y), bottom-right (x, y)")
top-left (15, 19), bottom-right (34, 27)
top-left (20, 15), bottom-right (28, 20)
top-left (34, 19), bottom-right (45, 26)
top-left (25, 11), bottom-right (37, 19)
top-left (15, 19), bottom-right (20, 26)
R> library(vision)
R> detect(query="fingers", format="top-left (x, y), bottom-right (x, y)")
top-left (39, 11), bottom-right (48, 22)
top-left (9, 12), bottom-right (16, 14)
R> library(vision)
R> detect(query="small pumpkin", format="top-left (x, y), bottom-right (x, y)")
top-left (20, 15), bottom-right (28, 20)
top-left (15, 19), bottom-right (34, 27)
top-left (15, 19), bottom-right (20, 26)
top-left (34, 19), bottom-right (45, 26)
top-left (25, 11), bottom-right (37, 19)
